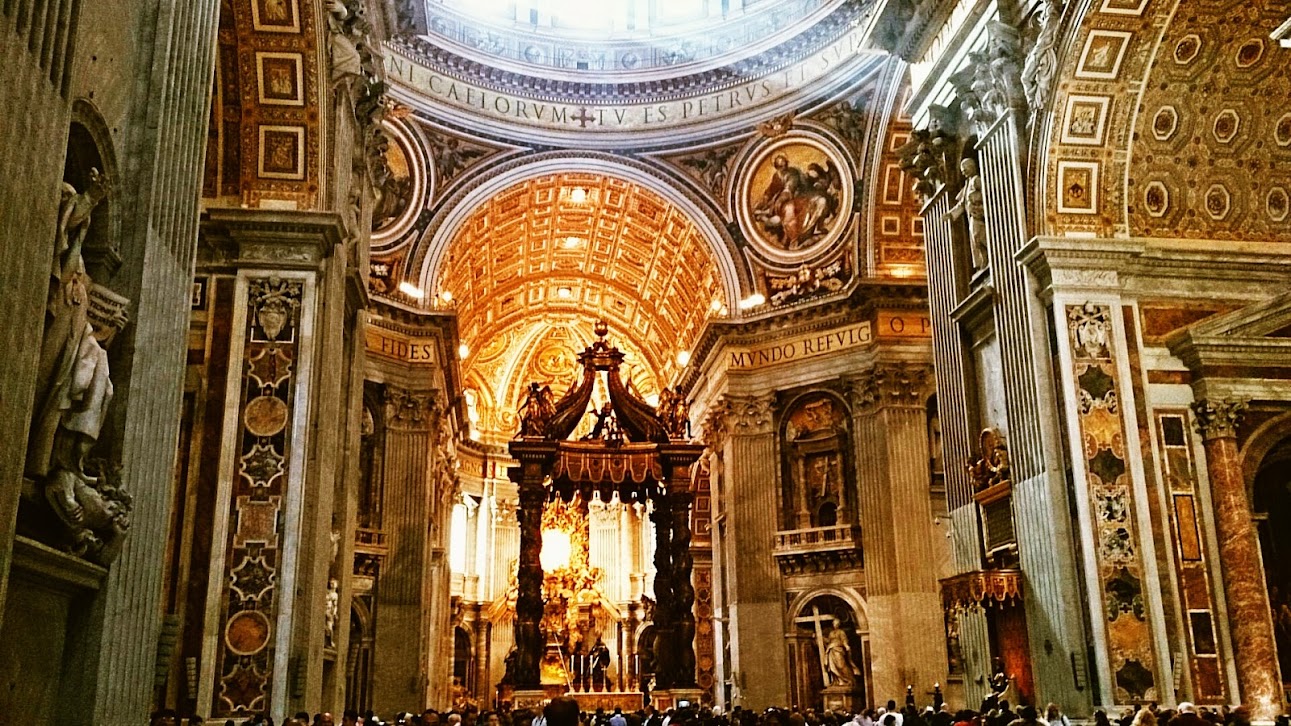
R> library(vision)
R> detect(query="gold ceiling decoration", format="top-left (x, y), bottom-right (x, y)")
top-left (439, 172), bottom-right (723, 442)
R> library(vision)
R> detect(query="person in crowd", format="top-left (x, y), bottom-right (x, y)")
top-left (1170, 704), bottom-right (1205, 726)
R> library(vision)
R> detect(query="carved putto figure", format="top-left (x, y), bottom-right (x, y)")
top-left (944, 157), bottom-right (989, 270)
top-left (967, 428), bottom-right (1011, 492)
top-left (824, 617), bottom-right (861, 689)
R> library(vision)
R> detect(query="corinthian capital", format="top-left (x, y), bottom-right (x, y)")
top-left (384, 386), bottom-right (441, 429)
top-left (1192, 398), bottom-right (1247, 441)
top-left (845, 363), bottom-right (933, 412)
top-left (706, 394), bottom-right (777, 439)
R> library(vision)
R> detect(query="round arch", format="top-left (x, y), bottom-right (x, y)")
top-left (409, 152), bottom-right (750, 304)
top-left (1242, 411), bottom-right (1291, 500)
top-left (786, 586), bottom-right (870, 632)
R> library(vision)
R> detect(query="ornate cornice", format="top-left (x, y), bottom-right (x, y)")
top-left (844, 362), bottom-right (934, 412)
top-left (384, 385), bottom-right (442, 429)
top-left (1192, 398), bottom-right (1248, 441)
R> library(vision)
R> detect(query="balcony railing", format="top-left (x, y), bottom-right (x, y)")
top-left (772, 524), bottom-right (863, 574)
top-left (354, 527), bottom-right (389, 557)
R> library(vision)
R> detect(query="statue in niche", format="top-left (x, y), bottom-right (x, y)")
top-left (824, 617), bottom-right (861, 689)
top-left (326, 0), bottom-right (366, 91)
top-left (582, 401), bottom-right (618, 441)
top-left (945, 157), bottom-right (988, 270)
top-left (26, 169), bottom-right (133, 564)
top-left (324, 578), bottom-right (340, 647)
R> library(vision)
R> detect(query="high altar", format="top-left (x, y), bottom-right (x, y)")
top-left (501, 322), bottom-right (706, 711)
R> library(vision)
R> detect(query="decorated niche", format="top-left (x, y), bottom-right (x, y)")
top-left (20, 116), bottom-right (132, 565)
top-left (781, 393), bottom-right (853, 530)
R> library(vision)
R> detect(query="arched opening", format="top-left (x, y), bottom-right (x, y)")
top-left (1253, 434), bottom-right (1291, 690)
top-left (453, 625), bottom-right (475, 704)
top-left (430, 170), bottom-right (728, 444)
top-left (789, 593), bottom-right (868, 711)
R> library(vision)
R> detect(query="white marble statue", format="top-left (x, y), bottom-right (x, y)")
top-left (824, 617), bottom-right (860, 689)
top-left (944, 158), bottom-right (989, 270)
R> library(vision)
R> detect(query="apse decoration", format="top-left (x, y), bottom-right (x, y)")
top-left (736, 128), bottom-right (855, 264)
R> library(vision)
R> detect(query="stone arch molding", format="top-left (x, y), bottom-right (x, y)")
top-left (787, 586), bottom-right (870, 632)
top-left (411, 153), bottom-right (750, 305)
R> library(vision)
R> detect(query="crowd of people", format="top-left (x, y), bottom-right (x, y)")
top-left (150, 696), bottom-right (1291, 726)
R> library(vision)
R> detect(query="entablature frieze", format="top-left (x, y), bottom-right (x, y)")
top-left (198, 208), bottom-right (345, 272)
top-left (1020, 235), bottom-right (1291, 302)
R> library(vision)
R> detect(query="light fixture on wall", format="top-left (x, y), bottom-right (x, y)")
top-left (568, 187), bottom-right (588, 203)
top-left (563, 236), bottom-right (584, 248)
top-left (557, 286), bottom-right (573, 298)
top-left (737, 293), bottom-right (766, 310)
top-left (458, 342), bottom-right (470, 360)
top-left (439, 289), bottom-right (454, 303)
top-left (677, 350), bottom-right (691, 367)
top-left (398, 281), bottom-right (425, 299)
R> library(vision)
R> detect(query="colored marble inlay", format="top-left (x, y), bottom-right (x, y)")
top-left (1156, 411), bottom-right (1227, 703)
top-left (212, 277), bottom-right (304, 718)
top-left (1067, 303), bottom-right (1157, 703)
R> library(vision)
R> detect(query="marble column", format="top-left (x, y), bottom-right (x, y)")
top-left (651, 493), bottom-right (676, 691)
top-left (662, 444), bottom-right (704, 690)
top-left (847, 363), bottom-right (947, 703)
top-left (371, 386), bottom-right (442, 714)
top-left (507, 442), bottom-right (554, 691)
top-left (1192, 399), bottom-right (1284, 719)
top-left (707, 394), bottom-right (788, 709)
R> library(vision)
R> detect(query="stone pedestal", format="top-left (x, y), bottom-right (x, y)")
top-left (1193, 399), bottom-right (1284, 720)
top-left (652, 688), bottom-right (703, 710)
top-left (821, 684), bottom-right (862, 713)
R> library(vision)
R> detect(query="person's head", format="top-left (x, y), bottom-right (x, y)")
top-left (773, 155), bottom-right (789, 170)
top-left (343, 710), bottom-right (360, 726)
top-left (887, 704), bottom-right (897, 713)
top-left (1019, 707), bottom-right (1037, 723)
top-left (151, 710), bottom-right (179, 726)
top-left (486, 713), bottom-right (503, 726)
top-left (1179, 705), bottom-right (1197, 716)
top-left (319, 714), bottom-right (336, 726)
top-left (425, 711), bottom-right (442, 726)
top-left (547, 698), bottom-right (581, 726)
top-left (1045, 706), bottom-right (1060, 721)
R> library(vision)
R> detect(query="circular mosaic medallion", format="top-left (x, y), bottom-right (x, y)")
top-left (225, 609), bottom-right (272, 656)
top-left (735, 129), bottom-right (854, 265)
top-left (244, 395), bottom-right (289, 438)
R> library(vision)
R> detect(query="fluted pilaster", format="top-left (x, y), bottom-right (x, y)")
top-left (709, 393), bottom-right (787, 708)
top-left (371, 385), bottom-right (441, 713)
top-left (846, 363), bottom-right (946, 702)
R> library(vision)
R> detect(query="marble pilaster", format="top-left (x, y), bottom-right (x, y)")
top-left (707, 394), bottom-right (788, 709)
top-left (371, 386), bottom-right (442, 713)
top-left (1192, 399), bottom-right (1283, 720)
top-left (847, 363), bottom-right (947, 703)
